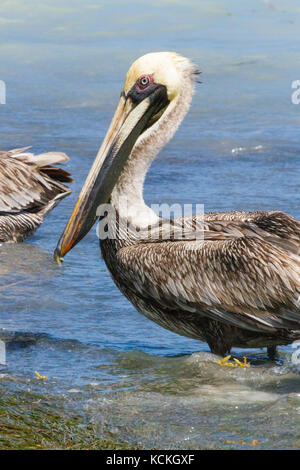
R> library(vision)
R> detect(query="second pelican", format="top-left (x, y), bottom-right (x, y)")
top-left (55, 52), bottom-right (300, 359)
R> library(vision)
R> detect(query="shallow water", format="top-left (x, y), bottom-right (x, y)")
top-left (0, 0), bottom-right (300, 449)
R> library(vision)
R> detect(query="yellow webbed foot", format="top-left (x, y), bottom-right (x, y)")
top-left (215, 355), bottom-right (236, 367)
top-left (35, 370), bottom-right (48, 380)
top-left (215, 355), bottom-right (250, 368)
top-left (233, 356), bottom-right (250, 367)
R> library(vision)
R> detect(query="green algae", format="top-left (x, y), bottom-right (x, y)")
top-left (0, 389), bottom-right (137, 450)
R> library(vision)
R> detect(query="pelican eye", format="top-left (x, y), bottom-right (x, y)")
top-left (138, 75), bottom-right (151, 88)
top-left (128, 74), bottom-right (157, 103)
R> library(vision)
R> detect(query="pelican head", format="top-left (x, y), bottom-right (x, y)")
top-left (54, 52), bottom-right (199, 263)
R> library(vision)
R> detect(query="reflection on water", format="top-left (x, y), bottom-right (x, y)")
top-left (1, 0), bottom-right (300, 449)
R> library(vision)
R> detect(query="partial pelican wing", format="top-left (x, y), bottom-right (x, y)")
top-left (0, 148), bottom-right (72, 214)
top-left (115, 218), bottom-right (300, 334)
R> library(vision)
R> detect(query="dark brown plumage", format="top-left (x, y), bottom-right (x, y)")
top-left (100, 210), bottom-right (300, 357)
top-left (0, 147), bottom-right (72, 242)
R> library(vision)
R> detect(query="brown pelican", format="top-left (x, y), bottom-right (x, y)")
top-left (54, 52), bottom-right (300, 360)
top-left (0, 147), bottom-right (72, 242)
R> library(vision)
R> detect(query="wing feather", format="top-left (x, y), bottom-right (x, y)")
top-left (115, 220), bottom-right (300, 334)
top-left (0, 148), bottom-right (72, 213)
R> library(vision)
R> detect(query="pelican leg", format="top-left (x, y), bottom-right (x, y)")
top-left (267, 345), bottom-right (277, 360)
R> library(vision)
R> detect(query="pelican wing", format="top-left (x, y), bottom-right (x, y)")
top-left (204, 210), bottom-right (300, 255)
top-left (115, 219), bottom-right (300, 334)
top-left (0, 148), bottom-right (72, 213)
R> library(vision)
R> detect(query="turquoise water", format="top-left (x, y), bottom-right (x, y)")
top-left (0, 0), bottom-right (300, 449)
